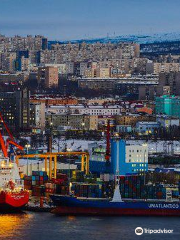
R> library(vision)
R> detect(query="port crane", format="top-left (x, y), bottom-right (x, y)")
top-left (16, 151), bottom-right (90, 178)
top-left (0, 112), bottom-right (24, 158)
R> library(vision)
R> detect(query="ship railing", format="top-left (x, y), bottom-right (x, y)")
top-left (0, 170), bottom-right (12, 174)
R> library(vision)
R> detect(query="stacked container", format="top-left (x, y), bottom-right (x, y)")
top-left (145, 184), bottom-right (166, 199)
top-left (24, 171), bottom-right (48, 196)
top-left (71, 183), bottom-right (101, 198)
top-left (53, 173), bottom-right (69, 195)
top-left (71, 170), bottom-right (84, 182)
top-left (119, 175), bottom-right (145, 199)
top-left (32, 185), bottom-right (46, 197)
top-left (119, 176), bottom-right (168, 199)
top-left (24, 176), bottom-right (32, 190)
top-left (32, 171), bottom-right (48, 186)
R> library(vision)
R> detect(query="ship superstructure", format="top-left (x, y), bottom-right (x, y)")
top-left (0, 112), bottom-right (29, 211)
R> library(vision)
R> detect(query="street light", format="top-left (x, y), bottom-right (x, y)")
top-left (82, 122), bottom-right (85, 129)
top-left (67, 148), bottom-right (72, 193)
top-left (81, 122), bottom-right (85, 137)
top-left (48, 119), bottom-right (53, 153)
top-left (25, 144), bottom-right (31, 175)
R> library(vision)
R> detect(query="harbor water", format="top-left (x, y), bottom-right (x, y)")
top-left (0, 212), bottom-right (180, 240)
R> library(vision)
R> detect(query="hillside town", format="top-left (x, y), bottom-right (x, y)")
top-left (1, 33), bottom-right (180, 211)
top-left (2, 0), bottom-right (180, 239)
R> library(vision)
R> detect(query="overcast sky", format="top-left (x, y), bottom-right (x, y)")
top-left (0, 0), bottom-right (180, 40)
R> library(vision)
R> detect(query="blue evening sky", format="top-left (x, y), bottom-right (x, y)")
top-left (0, 0), bottom-right (180, 40)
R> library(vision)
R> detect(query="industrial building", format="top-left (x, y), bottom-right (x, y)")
top-left (135, 121), bottom-right (160, 135)
top-left (46, 113), bottom-right (98, 131)
top-left (156, 116), bottom-right (180, 128)
top-left (89, 140), bottom-right (148, 176)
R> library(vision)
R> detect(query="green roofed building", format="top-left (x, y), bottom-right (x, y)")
top-left (155, 95), bottom-right (180, 118)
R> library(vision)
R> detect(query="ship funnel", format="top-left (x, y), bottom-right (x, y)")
top-left (111, 184), bottom-right (123, 202)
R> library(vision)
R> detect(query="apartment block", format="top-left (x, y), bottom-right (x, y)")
top-left (38, 66), bottom-right (58, 88)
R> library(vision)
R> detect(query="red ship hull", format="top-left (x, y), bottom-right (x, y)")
top-left (53, 206), bottom-right (180, 216)
top-left (0, 191), bottom-right (29, 212)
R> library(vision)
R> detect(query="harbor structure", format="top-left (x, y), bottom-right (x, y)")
top-left (111, 139), bottom-right (148, 175)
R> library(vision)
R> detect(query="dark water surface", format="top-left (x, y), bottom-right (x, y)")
top-left (0, 212), bottom-right (180, 240)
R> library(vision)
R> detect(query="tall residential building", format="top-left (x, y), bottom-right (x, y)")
top-left (155, 95), bottom-right (180, 118)
top-left (42, 38), bottom-right (48, 50)
top-left (38, 66), bottom-right (59, 88)
top-left (1, 52), bottom-right (16, 72)
top-left (66, 62), bottom-right (74, 74)
top-left (146, 62), bottom-right (180, 74)
top-left (96, 67), bottom-right (110, 78)
top-left (16, 56), bottom-right (30, 71)
top-left (43, 64), bottom-right (67, 74)
top-left (45, 66), bottom-right (58, 88)
top-left (0, 89), bottom-right (30, 131)
top-left (30, 102), bottom-right (45, 132)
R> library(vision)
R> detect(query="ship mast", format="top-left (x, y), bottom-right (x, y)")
top-left (111, 139), bottom-right (123, 202)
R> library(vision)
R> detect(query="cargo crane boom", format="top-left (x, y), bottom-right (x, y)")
top-left (6, 140), bottom-right (24, 151)
top-left (0, 112), bottom-right (24, 158)
top-left (0, 132), bottom-right (8, 157)
top-left (0, 112), bottom-right (14, 140)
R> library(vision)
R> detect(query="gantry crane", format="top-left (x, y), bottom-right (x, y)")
top-left (16, 151), bottom-right (90, 179)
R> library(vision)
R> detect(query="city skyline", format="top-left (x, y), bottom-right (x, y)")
top-left (1, 0), bottom-right (180, 40)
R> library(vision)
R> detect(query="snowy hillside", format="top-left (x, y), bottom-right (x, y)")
top-left (50, 32), bottom-right (180, 45)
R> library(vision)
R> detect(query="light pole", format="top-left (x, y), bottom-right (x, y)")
top-left (67, 148), bottom-right (72, 194)
top-left (25, 144), bottom-right (31, 175)
top-left (142, 144), bottom-right (147, 185)
top-left (48, 120), bottom-right (53, 153)
top-left (82, 122), bottom-right (85, 138)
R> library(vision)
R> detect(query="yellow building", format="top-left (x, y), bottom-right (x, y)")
top-left (96, 67), bottom-right (110, 78)
top-left (115, 115), bottom-right (156, 127)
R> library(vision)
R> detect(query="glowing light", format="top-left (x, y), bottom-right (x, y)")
top-left (0, 214), bottom-right (33, 238)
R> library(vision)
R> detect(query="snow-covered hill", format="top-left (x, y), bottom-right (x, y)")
top-left (50, 32), bottom-right (180, 45)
